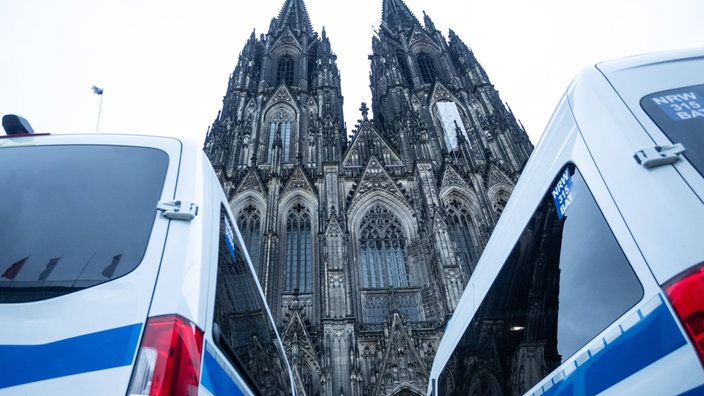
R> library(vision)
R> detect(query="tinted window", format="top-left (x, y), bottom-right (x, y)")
top-left (213, 206), bottom-right (292, 395)
top-left (641, 85), bottom-right (704, 176)
top-left (438, 165), bottom-right (643, 395)
top-left (0, 145), bottom-right (168, 303)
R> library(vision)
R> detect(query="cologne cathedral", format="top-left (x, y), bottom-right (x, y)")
top-left (203, 0), bottom-right (533, 394)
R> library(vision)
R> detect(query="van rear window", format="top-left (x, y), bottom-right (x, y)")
top-left (641, 84), bottom-right (704, 176)
top-left (0, 145), bottom-right (169, 303)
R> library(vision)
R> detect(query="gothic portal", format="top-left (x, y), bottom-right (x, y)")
top-left (203, 0), bottom-right (533, 394)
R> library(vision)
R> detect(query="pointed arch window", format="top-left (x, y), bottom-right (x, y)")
top-left (395, 52), bottom-right (412, 84)
top-left (267, 123), bottom-right (277, 163)
top-left (281, 121), bottom-right (291, 162)
top-left (445, 197), bottom-right (478, 276)
top-left (266, 110), bottom-right (292, 163)
top-left (284, 203), bottom-right (312, 293)
top-left (277, 56), bottom-right (295, 87)
top-left (417, 53), bottom-right (436, 84)
top-left (237, 203), bottom-right (262, 269)
top-left (359, 204), bottom-right (410, 289)
top-left (436, 101), bottom-right (469, 151)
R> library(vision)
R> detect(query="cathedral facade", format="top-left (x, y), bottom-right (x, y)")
top-left (203, 0), bottom-right (533, 394)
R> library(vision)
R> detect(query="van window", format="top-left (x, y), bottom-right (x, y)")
top-left (213, 206), bottom-right (292, 395)
top-left (438, 165), bottom-right (643, 395)
top-left (641, 84), bottom-right (704, 176)
top-left (0, 145), bottom-right (168, 303)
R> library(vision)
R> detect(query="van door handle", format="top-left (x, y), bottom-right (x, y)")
top-left (633, 143), bottom-right (685, 169)
top-left (157, 200), bottom-right (199, 221)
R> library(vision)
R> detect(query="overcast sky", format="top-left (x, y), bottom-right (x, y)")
top-left (1, 0), bottom-right (703, 144)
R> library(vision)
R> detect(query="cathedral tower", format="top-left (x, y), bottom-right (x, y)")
top-left (204, 0), bottom-right (533, 394)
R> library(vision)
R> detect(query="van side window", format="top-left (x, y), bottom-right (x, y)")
top-left (213, 205), bottom-right (292, 395)
top-left (438, 165), bottom-right (643, 395)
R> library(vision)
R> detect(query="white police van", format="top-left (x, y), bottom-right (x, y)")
top-left (0, 118), bottom-right (295, 395)
top-left (427, 48), bottom-right (704, 395)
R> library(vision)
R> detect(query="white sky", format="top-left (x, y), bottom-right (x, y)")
top-left (1, 0), bottom-right (703, 144)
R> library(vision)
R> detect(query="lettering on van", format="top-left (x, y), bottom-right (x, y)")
top-left (224, 218), bottom-right (236, 261)
top-left (651, 91), bottom-right (704, 121)
top-left (552, 168), bottom-right (574, 220)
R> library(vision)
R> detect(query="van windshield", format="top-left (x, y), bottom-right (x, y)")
top-left (641, 84), bottom-right (704, 176)
top-left (0, 144), bottom-right (169, 303)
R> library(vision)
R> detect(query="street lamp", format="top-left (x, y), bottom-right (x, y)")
top-left (92, 85), bottom-right (104, 133)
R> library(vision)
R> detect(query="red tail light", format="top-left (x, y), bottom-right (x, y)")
top-left (664, 264), bottom-right (704, 365)
top-left (128, 314), bottom-right (204, 396)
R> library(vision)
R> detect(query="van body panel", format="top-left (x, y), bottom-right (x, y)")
top-left (148, 140), bottom-right (212, 327)
top-left (597, 343), bottom-right (704, 396)
top-left (570, 56), bottom-right (704, 284)
top-left (525, 295), bottom-right (689, 396)
top-left (601, 52), bottom-right (704, 210)
top-left (0, 135), bottom-right (181, 393)
top-left (0, 323), bottom-right (141, 390)
top-left (0, 366), bottom-right (133, 396)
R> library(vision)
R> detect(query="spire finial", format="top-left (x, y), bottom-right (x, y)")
top-left (276, 0), bottom-right (314, 35)
top-left (360, 102), bottom-right (369, 120)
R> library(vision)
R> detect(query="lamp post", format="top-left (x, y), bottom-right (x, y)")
top-left (92, 85), bottom-right (104, 133)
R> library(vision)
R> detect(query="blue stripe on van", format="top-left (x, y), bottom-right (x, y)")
top-left (201, 342), bottom-right (245, 396)
top-left (542, 302), bottom-right (686, 396)
top-left (0, 323), bottom-right (142, 389)
top-left (679, 383), bottom-right (704, 396)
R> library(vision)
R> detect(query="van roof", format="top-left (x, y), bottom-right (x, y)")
top-left (596, 47), bottom-right (704, 75)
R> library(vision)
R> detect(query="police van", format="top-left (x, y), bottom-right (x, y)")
top-left (427, 48), bottom-right (704, 395)
top-left (0, 119), bottom-right (295, 395)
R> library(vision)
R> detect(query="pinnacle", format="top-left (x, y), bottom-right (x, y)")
top-left (381, 0), bottom-right (422, 31)
top-left (276, 0), bottom-right (314, 35)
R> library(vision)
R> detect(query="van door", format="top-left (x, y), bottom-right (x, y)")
top-left (0, 136), bottom-right (181, 395)
top-left (567, 55), bottom-right (704, 283)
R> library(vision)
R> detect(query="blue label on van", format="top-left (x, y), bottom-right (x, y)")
top-left (224, 218), bottom-right (236, 261)
top-left (552, 168), bottom-right (574, 220)
top-left (649, 91), bottom-right (704, 121)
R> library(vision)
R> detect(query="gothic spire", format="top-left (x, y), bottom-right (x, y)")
top-left (381, 0), bottom-right (421, 31)
top-left (275, 0), bottom-right (314, 36)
